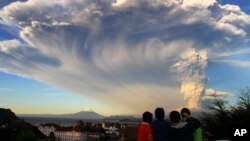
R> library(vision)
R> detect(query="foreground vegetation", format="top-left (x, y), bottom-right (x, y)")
top-left (0, 108), bottom-right (46, 141)
top-left (201, 87), bottom-right (250, 140)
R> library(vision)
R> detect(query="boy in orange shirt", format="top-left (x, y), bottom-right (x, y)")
top-left (137, 111), bottom-right (153, 141)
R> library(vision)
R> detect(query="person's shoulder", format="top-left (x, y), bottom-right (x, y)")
top-left (185, 119), bottom-right (200, 131)
top-left (140, 122), bottom-right (150, 125)
top-left (187, 117), bottom-right (200, 123)
top-left (162, 119), bottom-right (171, 126)
top-left (139, 122), bottom-right (150, 127)
top-left (138, 122), bottom-right (152, 130)
top-left (152, 119), bottom-right (157, 123)
top-left (163, 119), bottom-right (170, 123)
top-left (151, 120), bottom-right (159, 128)
top-left (190, 117), bottom-right (199, 121)
top-left (152, 119), bottom-right (170, 125)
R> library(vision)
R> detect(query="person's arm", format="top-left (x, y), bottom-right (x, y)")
top-left (146, 126), bottom-right (153, 141)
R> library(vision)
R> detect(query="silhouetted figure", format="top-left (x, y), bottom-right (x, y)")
top-left (137, 111), bottom-right (153, 141)
top-left (169, 111), bottom-right (199, 141)
top-left (151, 108), bottom-right (171, 141)
top-left (181, 108), bottom-right (202, 141)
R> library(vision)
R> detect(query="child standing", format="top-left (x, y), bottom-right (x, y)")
top-left (137, 111), bottom-right (153, 141)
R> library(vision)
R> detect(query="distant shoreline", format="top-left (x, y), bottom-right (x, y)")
top-left (19, 116), bottom-right (104, 126)
top-left (19, 116), bottom-right (140, 127)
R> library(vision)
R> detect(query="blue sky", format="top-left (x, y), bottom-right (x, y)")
top-left (0, 72), bottom-right (97, 114)
top-left (222, 0), bottom-right (250, 14)
top-left (0, 0), bottom-right (250, 115)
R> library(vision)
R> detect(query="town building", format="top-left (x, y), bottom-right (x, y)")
top-left (101, 122), bottom-right (121, 136)
top-left (38, 122), bottom-right (87, 141)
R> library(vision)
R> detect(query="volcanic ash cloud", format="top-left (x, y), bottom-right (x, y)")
top-left (173, 49), bottom-right (207, 110)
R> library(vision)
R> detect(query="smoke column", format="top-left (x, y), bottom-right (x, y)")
top-left (174, 48), bottom-right (207, 110)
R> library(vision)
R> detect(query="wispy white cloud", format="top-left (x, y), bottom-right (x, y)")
top-left (0, 39), bottom-right (21, 52)
top-left (203, 88), bottom-right (231, 100)
top-left (215, 48), bottom-right (250, 58)
top-left (201, 88), bottom-right (232, 109)
top-left (214, 59), bottom-right (250, 68)
top-left (0, 0), bottom-right (250, 113)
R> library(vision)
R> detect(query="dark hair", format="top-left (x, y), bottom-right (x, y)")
top-left (169, 111), bottom-right (181, 123)
top-left (155, 108), bottom-right (165, 120)
top-left (143, 111), bottom-right (153, 123)
top-left (181, 108), bottom-right (191, 115)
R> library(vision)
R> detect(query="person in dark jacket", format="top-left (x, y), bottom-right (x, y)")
top-left (151, 108), bottom-right (171, 141)
top-left (169, 111), bottom-right (199, 141)
top-left (181, 108), bottom-right (202, 141)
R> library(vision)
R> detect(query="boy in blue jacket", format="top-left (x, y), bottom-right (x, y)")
top-left (151, 108), bottom-right (171, 141)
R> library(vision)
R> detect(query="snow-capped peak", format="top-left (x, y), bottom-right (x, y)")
top-left (82, 108), bottom-right (93, 112)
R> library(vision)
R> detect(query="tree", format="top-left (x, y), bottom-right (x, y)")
top-left (201, 87), bottom-right (250, 140)
top-left (230, 87), bottom-right (250, 127)
top-left (14, 130), bottom-right (38, 141)
top-left (201, 94), bottom-right (231, 140)
top-left (238, 86), bottom-right (250, 110)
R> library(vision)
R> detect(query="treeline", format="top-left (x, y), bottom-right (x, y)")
top-left (201, 87), bottom-right (250, 140)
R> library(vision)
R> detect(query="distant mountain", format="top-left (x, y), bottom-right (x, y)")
top-left (104, 115), bottom-right (141, 123)
top-left (19, 109), bottom-right (104, 119)
top-left (18, 109), bottom-right (143, 121)
top-left (58, 110), bottom-right (104, 119)
top-left (104, 115), bottom-right (138, 120)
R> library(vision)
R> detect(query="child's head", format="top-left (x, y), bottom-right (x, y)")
top-left (180, 108), bottom-right (191, 118)
top-left (169, 110), bottom-right (181, 123)
top-left (155, 107), bottom-right (165, 120)
top-left (142, 111), bottom-right (153, 123)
